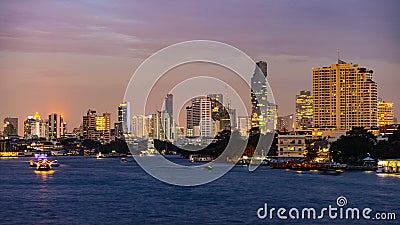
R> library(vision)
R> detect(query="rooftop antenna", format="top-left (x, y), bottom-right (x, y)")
top-left (337, 48), bottom-right (340, 64)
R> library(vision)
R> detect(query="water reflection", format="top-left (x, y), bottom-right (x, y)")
top-left (34, 170), bottom-right (55, 181)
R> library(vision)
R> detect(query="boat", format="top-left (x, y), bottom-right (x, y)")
top-left (121, 157), bottom-right (127, 163)
top-left (96, 151), bottom-right (127, 158)
top-left (29, 160), bottom-right (36, 167)
top-left (29, 153), bottom-right (49, 167)
top-left (36, 160), bottom-right (51, 171)
top-left (319, 168), bottom-right (343, 175)
top-left (50, 160), bottom-right (60, 167)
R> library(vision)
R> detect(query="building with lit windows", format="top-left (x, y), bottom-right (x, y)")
top-left (23, 112), bottom-right (47, 139)
top-left (118, 102), bottom-right (131, 134)
top-left (312, 60), bottom-right (377, 131)
top-left (48, 113), bottom-right (66, 139)
top-left (277, 134), bottom-right (306, 158)
top-left (238, 116), bottom-right (251, 137)
top-left (251, 61), bottom-right (276, 133)
top-left (81, 109), bottom-right (111, 143)
top-left (200, 98), bottom-right (212, 137)
top-left (377, 100), bottom-right (394, 127)
top-left (132, 115), bottom-right (149, 138)
top-left (295, 90), bottom-right (313, 130)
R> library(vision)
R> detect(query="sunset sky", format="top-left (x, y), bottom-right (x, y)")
top-left (1, 0), bottom-right (399, 133)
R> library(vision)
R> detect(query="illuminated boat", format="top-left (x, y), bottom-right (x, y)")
top-left (29, 153), bottom-right (49, 167)
top-left (36, 160), bottom-right (51, 171)
top-left (29, 160), bottom-right (36, 167)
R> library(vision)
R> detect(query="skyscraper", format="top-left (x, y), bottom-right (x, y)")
top-left (82, 109), bottom-right (97, 140)
top-left (3, 117), bottom-right (18, 136)
top-left (95, 112), bottom-right (111, 143)
top-left (312, 60), bottom-right (377, 130)
top-left (82, 109), bottom-right (111, 143)
top-left (295, 90), bottom-right (313, 130)
top-left (132, 115), bottom-right (149, 138)
top-left (186, 106), bottom-right (194, 137)
top-left (118, 102), bottom-right (131, 134)
top-left (48, 113), bottom-right (66, 139)
top-left (24, 112), bottom-right (47, 139)
top-left (164, 94), bottom-right (174, 139)
top-left (186, 97), bottom-right (203, 137)
top-left (377, 100), bottom-right (394, 127)
top-left (200, 98), bottom-right (212, 137)
top-left (165, 94), bottom-right (173, 121)
top-left (251, 61), bottom-right (275, 133)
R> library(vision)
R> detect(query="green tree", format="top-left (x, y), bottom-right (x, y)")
top-left (330, 127), bottom-right (375, 164)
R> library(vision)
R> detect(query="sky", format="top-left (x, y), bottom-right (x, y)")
top-left (0, 0), bottom-right (399, 134)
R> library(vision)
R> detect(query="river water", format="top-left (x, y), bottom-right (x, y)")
top-left (0, 156), bottom-right (398, 224)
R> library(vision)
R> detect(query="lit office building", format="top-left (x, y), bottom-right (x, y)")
top-left (377, 100), bottom-right (394, 127)
top-left (251, 61), bottom-right (275, 133)
top-left (295, 90), bottom-right (313, 130)
top-left (118, 102), bottom-right (131, 134)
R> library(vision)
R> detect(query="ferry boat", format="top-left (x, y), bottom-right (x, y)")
top-left (376, 159), bottom-right (400, 174)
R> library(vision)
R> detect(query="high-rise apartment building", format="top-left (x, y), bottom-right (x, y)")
top-left (312, 60), bottom-right (377, 130)
top-left (200, 98), bottom-right (212, 137)
top-left (295, 90), bottom-right (313, 130)
top-left (132, 115), bottom-right (149, 138)
top-left (377, 100), bottom-right (394, 127)
top-left (81, 109), bottom-right (111, 143)
top-left (48, 113), bottom-right (66, 139)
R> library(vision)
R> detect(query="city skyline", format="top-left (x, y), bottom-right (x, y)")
top-left (1, 0), bottom-right (399, 134)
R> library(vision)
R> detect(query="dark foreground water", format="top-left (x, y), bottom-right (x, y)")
top-left (0, 156), bottom-right (398, 225)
